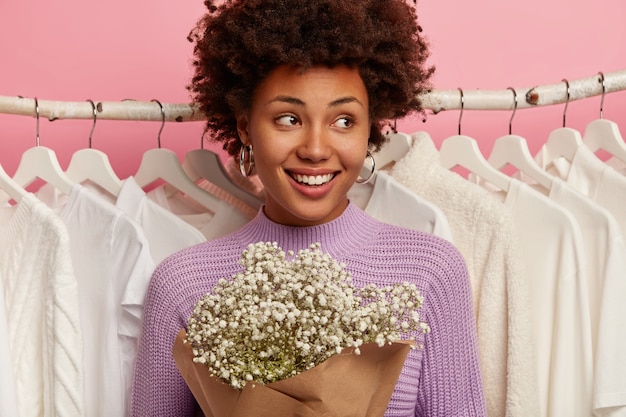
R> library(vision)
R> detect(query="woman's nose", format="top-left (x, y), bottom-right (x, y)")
top-left (296, 127), bottom-right (332, 162)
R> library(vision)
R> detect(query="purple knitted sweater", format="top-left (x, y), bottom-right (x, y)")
top-left (131, 202), bottom-right (487, 417)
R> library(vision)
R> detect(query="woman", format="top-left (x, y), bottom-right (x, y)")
top-left (131, 0), bottom-right (487, 415)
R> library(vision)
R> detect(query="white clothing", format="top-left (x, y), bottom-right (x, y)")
top-left (604, 156), bottom-right (626, 176)
top-left (85, 177), bottom-right (206, 264)
top-left (36, 184), bottom-right (155, 417)
top-left (347, 170), bottom-right (454, 242)
top-left (481, 178), bottom-right (593, 417)
top-left (0, 209), bottom-right (19, 417)
top-left (536, 144), bottom-right (626, 235)
top-left (389, 131), bottom-right (537, 417)
top-left (593, 237), bottom-right (626, 416)
top-left (0, 193), bottom-right (83, 417)
top-left (147, 185), bottom-right (252, 240)
top-left (545, 178), bottom-right (626, 417)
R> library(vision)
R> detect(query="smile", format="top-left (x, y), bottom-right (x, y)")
top-left (291, 173), bottom-right (335, 186)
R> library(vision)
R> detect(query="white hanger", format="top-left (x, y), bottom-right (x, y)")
top-left (584, 119), bottom-right (626, 163)
top-left (582, 72), bottom-right (626, 164)
top-left (371, 125), bottom-right (412, 170)
top-left (134, 100), bottom-right (223, 212)
top-left (0, 163), bottom-right (27, 203)
top-left (12, 97), bottom-right (75, 195)
top-left (440, 135), bottom-right (512, 192)
top-left (487, 88), bottom-right (553, 190)
top-left (182, 132), bottom-right (263, 210)
top-left (0, 104), bottom-right (27, 203)
top-left (65, 100), bottom-right (123, 196)
top-left (544, 127), bottom-right (583, 163)
top-left (358, 125), bottom-right (412, 185)
top-left (542, 79), bottom-right (583, 164)
top-left (439, 88), bottom-right (511, 192)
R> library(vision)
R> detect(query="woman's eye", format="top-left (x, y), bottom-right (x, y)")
top-left (276, 115), bottom-right (299, 126)
top-left (333, 117), bottom-right (354, 129)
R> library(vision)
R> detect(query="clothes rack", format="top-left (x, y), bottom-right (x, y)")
top-left (1, 69), bottom-right (625, 122)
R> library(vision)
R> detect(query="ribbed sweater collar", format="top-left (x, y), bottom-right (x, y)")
top-left (235, 201), bottom-right (379, 258)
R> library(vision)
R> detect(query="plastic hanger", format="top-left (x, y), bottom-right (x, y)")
top-left (12, 97), bottom-right (75, 195)
top-left (582, 72), bottom-right (626, 164)
top-left (0, 163), bottom-right (27, 203)
top-left (542, 79), bottom-right (583, 164)
top-left (487, 87), bottom-right (553, 190)
top-left (133, 99), bottom-right (223, 212)
top-left (182, 131), bottom-right (263, 210)
top-left (358, 123), bottom-right (411, 185)
top-left (544, 129), bottom-right (583, 163)
top-left (371, 122), bottom-right (412, 170)
top-left (584, 120), bottom-right (626, 163)
top-left (65, 99), bottom-right (123, 196)
top-left (0, 110), bottom-right (27, 203)
top-left (439, 88), bottom-right (511, 192)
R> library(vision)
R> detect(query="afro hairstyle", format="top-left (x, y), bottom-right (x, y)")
top-left (188, 0), bottom-right (434, 159)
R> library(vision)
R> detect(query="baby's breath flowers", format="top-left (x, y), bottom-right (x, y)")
top-left (185, 241), bottom-right (430, 389)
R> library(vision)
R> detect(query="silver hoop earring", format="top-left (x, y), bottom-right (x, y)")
top-left (356, 151), bottom-right (375, 184)
top-left (239, 145), bottom-right (255, 177)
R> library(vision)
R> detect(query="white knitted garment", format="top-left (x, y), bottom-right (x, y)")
top-left (389, 132), bottom-right (538, 417)
top-left (0, 193), bottom-right (84, 417)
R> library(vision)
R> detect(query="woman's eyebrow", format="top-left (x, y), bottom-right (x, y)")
top-left (329, 96), bottom-right (364, 108)
top-left (267, 95), bottom-right (364, 108)
top-left (267, 95), bottom-right (304, 106)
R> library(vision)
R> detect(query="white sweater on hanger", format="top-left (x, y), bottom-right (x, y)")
top-left (0, 273), bottom-right (18, 417)
top-left (0, 193), bottom-right (84, 417)
top-left (389, 131), bottom-right (537, 417)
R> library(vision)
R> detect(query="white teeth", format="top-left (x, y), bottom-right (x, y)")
top-left (294, 173), bottom-right (333, 186)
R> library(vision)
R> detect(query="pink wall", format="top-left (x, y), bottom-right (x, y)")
top-left (405, 0), bottom-right (626, 157)
top-left (1, 0), bottom-right (625, 179)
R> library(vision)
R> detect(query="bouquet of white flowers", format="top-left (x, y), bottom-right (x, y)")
top-left (173, 241), bottom-right (430, 417)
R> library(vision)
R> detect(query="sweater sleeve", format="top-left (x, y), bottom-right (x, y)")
top-left (416, 242), bottom-right (487, 417)
top-left (130, 257), bottom-right (199, 417)
top-left (47, 220), bottom-right (85, 417)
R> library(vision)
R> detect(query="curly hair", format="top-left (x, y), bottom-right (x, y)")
top-left (188, 0), bottom-right (434, 159)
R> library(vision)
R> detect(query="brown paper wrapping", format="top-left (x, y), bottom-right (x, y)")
top-left (173, 329), bottom-right (413, 417)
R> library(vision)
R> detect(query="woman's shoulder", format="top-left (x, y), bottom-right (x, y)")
top-left (358, 221), bottom-right (469, 286)
top-left (162, 232), bottom-right (244, 265)
top-left (148, 233), bottom-right (246, 291)
top-left (376, 220), bottom-right (462, 258)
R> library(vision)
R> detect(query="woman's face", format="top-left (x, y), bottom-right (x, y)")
top-left (237, 65), bottom-right (371, 227)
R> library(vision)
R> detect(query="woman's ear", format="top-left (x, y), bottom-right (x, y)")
top-left (236, 114), bottom-right (250, 146)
